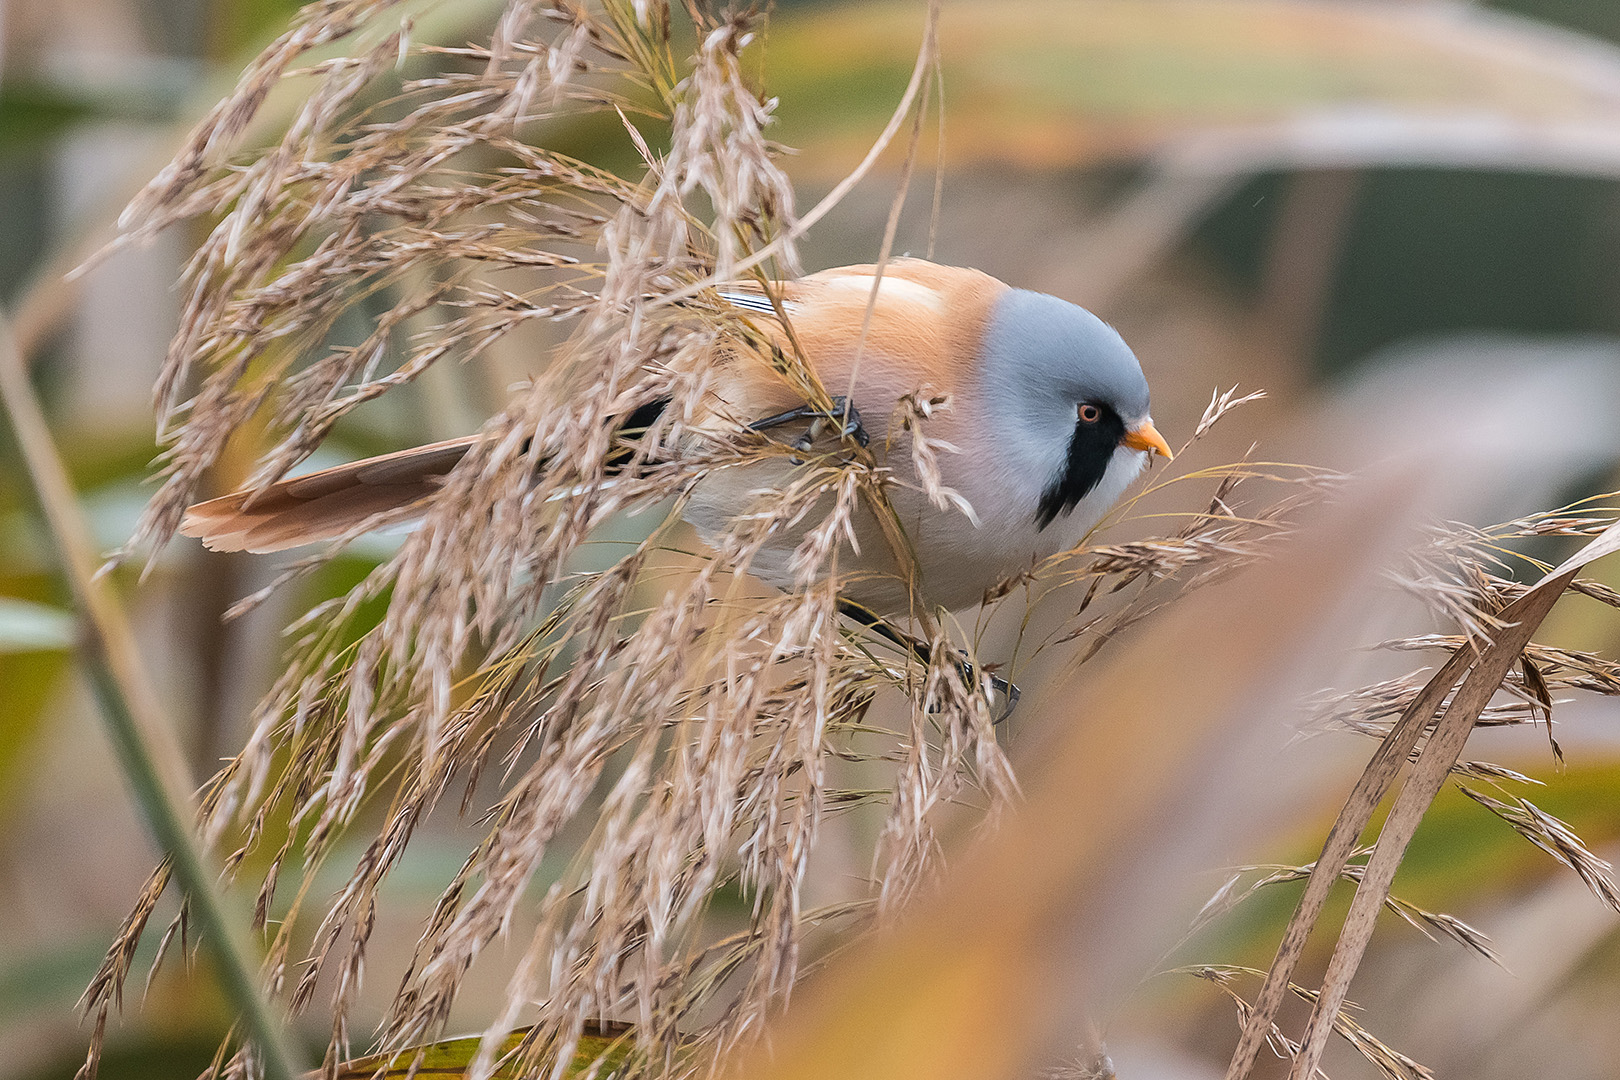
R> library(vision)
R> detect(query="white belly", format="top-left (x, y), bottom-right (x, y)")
top-left (681, 445), bottom-right (1146, 615)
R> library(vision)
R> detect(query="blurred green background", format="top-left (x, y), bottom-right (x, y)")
top-left (5, 2), bottom-right (1620, 1078)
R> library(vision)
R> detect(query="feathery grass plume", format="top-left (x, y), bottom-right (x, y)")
top-left (1393, 499), bottom-right (1620, 646)
top-left (1186, 966), bottom-right (1436, 1080)
top-left (91, 2), bottom-right (1010, 1076)
top-left (1184, 859), bottom-right (1501, 965)
top-left (1288, 501), bottom-right (1620, 923)
top-left (89, 4), bottom-right (1343, 1080)
top-left (1298, 500), bottom-right (1620, 772)
top-left (1455, 783), bottom-right (1620, 909)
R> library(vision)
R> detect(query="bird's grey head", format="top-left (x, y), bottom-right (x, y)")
top-left (978, 288), bottom-right (1160, 529)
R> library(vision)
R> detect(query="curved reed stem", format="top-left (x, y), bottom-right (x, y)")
top-left (0, 308), bottom-right (304, 1080)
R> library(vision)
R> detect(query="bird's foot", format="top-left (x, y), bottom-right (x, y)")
top-left (992, 673), bottom-right (1021, 722)
top-left (750, 396), bottom-right (869, 457)
top-left (956, 659), bottom-right (1021, 724)
top-left (826, 397), bottom-right (870, 448)
top-left (836, 600), bottom-right (1018, 721)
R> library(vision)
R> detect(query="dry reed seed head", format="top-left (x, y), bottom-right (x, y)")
top-left (1189, 862), bottom-right (1500, 965)
top-left (1289, 498), bottom-right (1620, 749)
top-left (1192, 384), bottom-right (1266, 443)
top-left (102, 1), bottom-right (855, 1053)
top-left (75, 859), bottom-right (174, 1080)
top-left (1394, 500), bottom-right (1620, 645)
top-left (1185, 966), bottom-right (1435, 1080)
top-left (1308, 620), bottom-right (1620, 746)
top-left (1455, 785), bottom-right (1620, 910)
top-left (890, 391), bottom-right (976, 522)
top-left (116, 2), bottom-right (674, 565)
top-left (1028, 459), bottom-right (1338, 660)
top-left (870, 628), bottom-right (1017, 918)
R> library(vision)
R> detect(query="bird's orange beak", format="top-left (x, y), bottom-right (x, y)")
top-left (1122, 420), bottom-right (1174, 461)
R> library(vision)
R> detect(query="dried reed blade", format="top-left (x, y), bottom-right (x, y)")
top-left (1275, 517), bottom-right (1620, 1080)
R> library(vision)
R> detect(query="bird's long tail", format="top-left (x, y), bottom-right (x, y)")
top-left (180, 398), bottom-right (676, 554)
top-left (179, 436), bottom-right (480, 553)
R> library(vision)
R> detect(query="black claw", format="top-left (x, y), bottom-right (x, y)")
top-left (827, 397), bottom-right (870, 448)
top-left (749, 398), bottom-right (868, 452)
top-left (955, 659), bottom-right (1020, 723)
top-left (838, 600), bottom-right (1018, 722)
top-left (991, 675), bottom-right (1021, 723)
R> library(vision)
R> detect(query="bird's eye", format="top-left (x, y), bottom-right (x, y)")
top-left (1077, 403), bottom-right (1102, 424)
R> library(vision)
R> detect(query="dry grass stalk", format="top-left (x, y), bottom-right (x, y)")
top-left (1189, 966), bottom-right (1435, 1080)
top-left (1188, 859), bottom-right (1500, 965)
top-left (1224, 511), bottom-right (1620, 1080)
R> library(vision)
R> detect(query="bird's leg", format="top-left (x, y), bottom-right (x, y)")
top-left (837, 600), bottom-right (1020, 721)
top-left (749, 396), bottom-right (870, 452)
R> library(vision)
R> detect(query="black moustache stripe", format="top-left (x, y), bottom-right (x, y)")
top-left (1035, 406), bottom-right (1126, 530)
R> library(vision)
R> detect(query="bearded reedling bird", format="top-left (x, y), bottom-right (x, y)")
top-left (183, 259), bottom-right (1171, 663)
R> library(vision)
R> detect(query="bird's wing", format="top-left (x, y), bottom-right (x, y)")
top-left (768, 261), bottom-right (1007, 403)
top-left (713, 286), bottom-right (782, 315)
top-left (714, 261), bottom-right (973, 318)
top-left (701, 261), bottom-right (1007, 425)
top-left (180, 436), bottom-right (480, 552)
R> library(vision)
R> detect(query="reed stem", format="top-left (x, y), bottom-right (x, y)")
top-left (0, 308), bottom-right (304, 1080)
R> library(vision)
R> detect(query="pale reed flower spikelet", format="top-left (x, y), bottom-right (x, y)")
top-left (87, 4), bottom-right (1020, 1077)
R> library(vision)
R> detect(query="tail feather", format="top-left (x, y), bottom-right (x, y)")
top-left (180, 436), bottom-right (479, 553)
